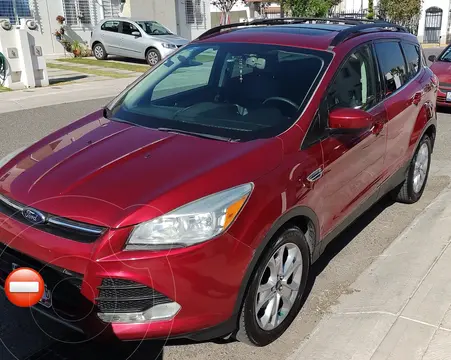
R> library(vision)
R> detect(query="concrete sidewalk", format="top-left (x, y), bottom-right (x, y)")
top-left (0, 76), bottom-right (138, 114)
top-left (289, 184), bottom-right (451, 359)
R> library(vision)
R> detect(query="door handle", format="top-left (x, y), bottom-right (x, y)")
top-left (412, 91), bottom-right (422, 106)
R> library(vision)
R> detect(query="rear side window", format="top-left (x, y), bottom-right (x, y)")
top-left (101, 21), bottom-right (119, 33)
top-left (402, 43), bottom-right (420, 80)
top-left (375, 42), bottom-right (407, 94)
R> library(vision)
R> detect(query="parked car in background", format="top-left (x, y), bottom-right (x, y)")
top-left (0, 19), bottom-right (437, 347)
top-left (429, 46), bottom-right (451, 106)
top-left (90, 18), bottom-right (188, 66)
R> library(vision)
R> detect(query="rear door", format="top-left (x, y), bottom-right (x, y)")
top-left (98, 20), bottom-right (121, 55)
top-left (374, 41), bottom-right (423, 180)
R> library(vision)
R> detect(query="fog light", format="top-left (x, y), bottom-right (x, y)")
top-left (97, 302), bottom-right (181, 324)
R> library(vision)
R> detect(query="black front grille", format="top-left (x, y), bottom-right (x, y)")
top-left (0, 194), bottom-right (106, 243)
top-left (96, 278), bottom-right (172, 313)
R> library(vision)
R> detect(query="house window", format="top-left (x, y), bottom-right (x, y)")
top-left (102, 0), bottom-right (122, 18)
top-left (185, 0), bottom-right (206, 27)
top-left (0, 0), bottom-right (32, 24)
top-left (63, 0), bottom-right (95, 27)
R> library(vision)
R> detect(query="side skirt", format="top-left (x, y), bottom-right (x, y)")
top-left (316, 161), bottom-right (409, 260)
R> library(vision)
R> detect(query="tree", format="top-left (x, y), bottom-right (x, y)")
top-left (378, 0), bottom-right (422, 25)
top-left (367, 0), bottom-right (374, 19)
top-left (210, 0), bottom-right (241, 13)
top-left (283, 0), bottom-right (340, 17)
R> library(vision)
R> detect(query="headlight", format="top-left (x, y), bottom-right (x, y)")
top-left (126, 183), bottom-right (253, 250)
top-left (162, 43), bottom-right (177, 49)
top-left (0, 147), bottom-right (26, 169)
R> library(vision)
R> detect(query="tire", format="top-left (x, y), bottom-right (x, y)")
top-left (391, 135), bottom-right (432, 204)
top-left (146, 48), bottom-right (161, 66)
top-left (235, 226), bottom-right (310, 347)
top-left (93, 43), bottom-right (107, 60)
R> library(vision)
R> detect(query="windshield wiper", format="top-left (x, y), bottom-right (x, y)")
top-left (157, 127), bottom-right (237, 142)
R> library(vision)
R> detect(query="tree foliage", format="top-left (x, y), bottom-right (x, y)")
top-left (211, 0), bottom-right (241, 13)
top-left (378, 0), bottom-right (422, 24)
top-left (283, 0), bottom-right (340, 17)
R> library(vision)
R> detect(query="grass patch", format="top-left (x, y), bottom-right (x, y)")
top-left (56, 58), bottom-right (150, 73)
top-left (0, 86), bottom-right (12, 92)
top-left (47, 63), bottom-right (133, 78)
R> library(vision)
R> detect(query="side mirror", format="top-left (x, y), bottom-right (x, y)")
top-left (131, 31), bottom-right (141, 37)
top-left (428, 55), bottom-right (437, 62)
top-left (328, 108), bottom-right (373, 134)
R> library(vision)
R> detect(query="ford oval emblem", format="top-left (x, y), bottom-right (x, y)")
top-left (22, 208), bottom-right (46, 225)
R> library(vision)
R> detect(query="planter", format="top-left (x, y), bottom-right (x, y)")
top-left (73, 49), bottom-right (81, 57)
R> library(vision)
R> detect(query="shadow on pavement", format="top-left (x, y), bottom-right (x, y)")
top-left (49, 75), bottom-right (89, 85)
top-left (300, 194), bottom-right (396, 313)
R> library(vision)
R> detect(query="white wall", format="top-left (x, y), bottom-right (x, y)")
top-left (417, 0), bottom-right (450, 44)
top-left (31, 0), bottom-right (102, 56)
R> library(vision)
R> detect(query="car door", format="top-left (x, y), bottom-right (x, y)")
top-left (374, 41), bottom-right (423, 180)
top-left (306, 43), bottom-right (388, 242)
top-left (98, 20), bottom-right (121, 55)
top-left (118, 21), bottom-right (144, 59)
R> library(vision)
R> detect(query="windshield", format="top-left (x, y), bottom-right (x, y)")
top-left (109, 43), bottom-right (332, 141)
top-left (438, 46), bottom-right (451, 62)
top-left (136, 21), bottom-right (173, 35)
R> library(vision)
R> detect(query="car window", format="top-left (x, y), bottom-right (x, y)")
top-left (402, 43), bottom-right (420, 80)
top-left (327, 44), bottom-right (378, 111)
top-left (374, 42), bottom-right (407, 95)
top-left (109, 43), bottom-right (332, 142)
top-left (101, 21), bottom-right (119, 33)
top-left (121, 22), bottom-right (139, 36)
top-left (152, 49), bottom-right (218, 100)
top-left (135, 21), bottom-right (173, 36)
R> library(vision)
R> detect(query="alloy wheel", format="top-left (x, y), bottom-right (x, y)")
top-left (254, 243), bottom-right (303, 331)
top-left (147, 51), bottom-right (159, 66)
top-left (94, 45), bottom-right (104, 59)
top-left (413, 142), bottom-right (429, 193)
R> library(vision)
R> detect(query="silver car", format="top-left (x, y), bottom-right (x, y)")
top-left (90, 18), bottom-right (189, 66)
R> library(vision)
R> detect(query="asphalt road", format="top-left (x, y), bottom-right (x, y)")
top-left (0, 46), bottom-right (449, 360)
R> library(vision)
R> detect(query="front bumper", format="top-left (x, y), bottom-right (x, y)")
top-left (0, 212), bottom-right (254, 341)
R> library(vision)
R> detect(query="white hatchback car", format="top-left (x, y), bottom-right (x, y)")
top-left (90, 18), bottom-right (189, 66)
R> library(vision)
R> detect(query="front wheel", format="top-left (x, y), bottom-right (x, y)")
top-left (235, 226), bottom-right (310, 347)
top-left (146, 48), bottom-right (161, 66)
top-left (391, 134), bottom-right (432, 204)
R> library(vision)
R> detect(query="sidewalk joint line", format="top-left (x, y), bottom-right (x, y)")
top-left (369, 235), bottom-right (451, 360)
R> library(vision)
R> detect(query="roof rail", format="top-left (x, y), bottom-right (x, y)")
top-left (329, 22), bottom-right (408, 47)
top-left (196, 17), bottom-right (408, 46)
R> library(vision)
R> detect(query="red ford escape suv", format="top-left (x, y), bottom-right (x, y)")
top-left (0, 18), bottom-right (437, 347)
top-left (429, 45), bottom-right (451, 106)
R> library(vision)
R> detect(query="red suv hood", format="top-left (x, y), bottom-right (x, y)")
top-left (431, 61), bottom-right (451, 85)
top-left (0, 110), bottom-right (283, 228)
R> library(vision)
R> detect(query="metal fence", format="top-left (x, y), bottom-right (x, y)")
top-left (0, 0), bottom-right (32, 24)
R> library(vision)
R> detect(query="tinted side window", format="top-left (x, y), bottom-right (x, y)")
top-left (101, 21), bottom-right (119, 33)
top-left (121, 22), bottom-right (139, 35)
top-left (402, 43), bottom-right (420, 80)
top-left (327, 45), bottom-right (378, 111)
top-left (375, 42), bottom-right (407, 94)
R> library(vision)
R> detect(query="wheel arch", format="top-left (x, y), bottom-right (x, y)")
top-left (145, 46), bottom-right (159, 57)
top-left (232, 205), bottom-right (320, 317)
top-left (409, 101), bottom-right (437, 155)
